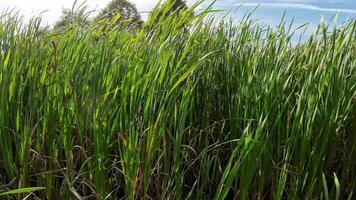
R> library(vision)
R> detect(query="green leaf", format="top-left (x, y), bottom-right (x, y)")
top-left (4, 51), bottom-right (11, 67)
top-left (0, 187), bottom-right (46, 196)
top-left (334, 173), bottom-right (340, 200)
top-left (322, 173), bottom-right (329, 200)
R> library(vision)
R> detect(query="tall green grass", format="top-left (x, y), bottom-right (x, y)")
top-left (0, 1), bottom-right (355, 199)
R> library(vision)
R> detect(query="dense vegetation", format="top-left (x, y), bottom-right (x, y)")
top-left (0, 1), bottom-right (355, 199)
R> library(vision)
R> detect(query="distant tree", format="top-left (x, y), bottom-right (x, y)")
top-left (169, 0), bottom-right (188, 13)
top-left (149, 0), bottom-right (189, 22)
top-left (95, 0), bottom-right (143, 30)
top-left (145, 0), bottom-right (190, 32)
top-left (54, 7), bottom-right (90, 31)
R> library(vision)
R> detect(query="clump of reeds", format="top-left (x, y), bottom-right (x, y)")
top-left (0, 1), bottom-right (355, 199)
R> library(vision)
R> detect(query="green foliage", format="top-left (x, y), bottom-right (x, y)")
top-left (95, 0), bottom-right (143, 30)
top-left (0, 1), bottom-right (355, 200)
top-left (54, 1), bottom-right (91, 31)
top-left (164, 0), bottom-right (188, 14)
top-left (0, 187), bottom-right (46, 196)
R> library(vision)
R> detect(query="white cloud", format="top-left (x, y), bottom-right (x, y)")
top-left (131, 0), bottom-right (158, 11)
top-left (0, 0), bottom-right (200, 24)
top-left (236, 2), bottom-right (356, 14)
top-left (131, 0), bottom-right (200, 12)
top-left (0, 0), bottom-right (111, 25)
top-left (1, 0), bottom-right (354, 25)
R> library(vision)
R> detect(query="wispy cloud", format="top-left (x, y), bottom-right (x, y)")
top-left (236, 2), bottom-right (356, 14)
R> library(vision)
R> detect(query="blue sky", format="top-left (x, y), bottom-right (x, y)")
top-left (0, 0), bottom-right (355, 29)
top-left (216, 1), bottom-right (356, 26)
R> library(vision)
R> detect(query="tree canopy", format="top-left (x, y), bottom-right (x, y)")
top-left (54, 0), bottom-right (189, 32)
top-left (169, 0), bottom-right (188, 13)
top-left (54, 7), bottom-right (90, 31)
top-left (144, 0), bottom-right (190, 32)
top-left (95, 0), bottom-right (143, 30)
